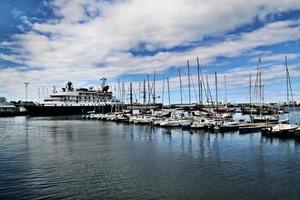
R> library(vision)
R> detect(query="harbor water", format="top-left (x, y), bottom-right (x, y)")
top-left (1, 116), bottom-right (300, 199)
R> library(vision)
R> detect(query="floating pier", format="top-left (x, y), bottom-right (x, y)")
top-left (83, 109), bottom-right (299, 142)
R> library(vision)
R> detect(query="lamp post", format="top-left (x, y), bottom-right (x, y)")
top-left (24, 82), bottom-right (29, 101)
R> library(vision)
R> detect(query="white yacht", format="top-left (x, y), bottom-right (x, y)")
top-left (23, 79), bottom-right (119, 116)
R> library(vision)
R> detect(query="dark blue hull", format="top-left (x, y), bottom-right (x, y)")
top-left (24, 105), bottom-right (114, 116)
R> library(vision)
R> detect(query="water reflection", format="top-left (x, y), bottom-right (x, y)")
top-left (0, 117), bottom-right (300, 200)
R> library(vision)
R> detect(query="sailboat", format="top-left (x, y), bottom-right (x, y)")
top-left (249, 57), bottom-right (280, 122)
top-left (284, 56), bottom-right (295, 111)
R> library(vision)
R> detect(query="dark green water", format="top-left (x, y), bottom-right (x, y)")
top-left (0, 116), bottom-right (300, 199)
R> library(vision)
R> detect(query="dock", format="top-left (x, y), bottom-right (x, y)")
top-left (83, 109), bottom-right (299, 141)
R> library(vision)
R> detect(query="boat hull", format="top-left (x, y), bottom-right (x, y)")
top-left (219, 125), bottom-right (239, 132)
top-left (239, 126), bottom-right (262, 134)
top-left (23, 105), bottom-right (113, 116)
top-left (261, 127), bottom-right (298, 138)
top-left (0, 111), bottom-right (28, 117)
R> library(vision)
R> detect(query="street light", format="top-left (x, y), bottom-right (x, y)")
top-left (24, 82), bottom-right (29, 101)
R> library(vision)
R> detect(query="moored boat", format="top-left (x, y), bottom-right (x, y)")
top-left (250, 115), bottom-right (280, 123)
top-left (239, 124), bottom-right (263, 134)
top-left (23, 79), bottom-right (118, 116)
top-left (160, 119), bottom-right (181, 128)
top-left (217, 121), bottom-right (240, 132)
top-left (262, 124), bottom-right (298, 137)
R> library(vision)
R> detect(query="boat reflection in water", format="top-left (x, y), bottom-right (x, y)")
top-left (1, 116), bottom-right (300, 199)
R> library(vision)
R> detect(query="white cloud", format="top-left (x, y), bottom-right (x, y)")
top-left (251, 53), bottom-right (300, 63)
top-left (1, 0), bottom-right (300, 101)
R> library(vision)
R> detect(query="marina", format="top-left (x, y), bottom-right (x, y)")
top-left (2, 56), bottom-right (300, 199)
top-left (78, 55), bottom-right (300, 141)
top-left (83, 109), bottom-right (300, 140)
top-left (2, 56), bottom-right (300, 141)
top-left (1, 1), bottom-right (300, 199)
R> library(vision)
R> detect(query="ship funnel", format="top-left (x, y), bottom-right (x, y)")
top-left (100, 77), bottom-right (107, 88)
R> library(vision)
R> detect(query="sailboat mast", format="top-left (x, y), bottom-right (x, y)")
top-left (254, 59), bottom-right (259, 104)
top-left (196, 57), bottom-right (209, 104)
top-left (138, 82), bottom-right (141, 104)
top-left (118, 80), bottom-right (121, 112)
top-left (206, 74), bottom-right (213, 105)
top-left (215, 72), bottom-right (218, 110)
top-left (285, 56), bottom-right (295, 110)
top-left (197, 57), bottom-right (202, 105)
top-left (147, 74), bottom-right (150, 104)
top-left (262, 84), bottom-right (264, 105)
top-left (258, 57), bottom-right (262, 105)
top-left (206, 75), bottom-right (209, 104)
top-left (179, 69), bottom-right (183, 105)
top-left (129, 82), bottom-right (133, 113)
top-left (162, 77), bottom-right (165, 106)
top-left (285, 56), bottom-right (290, 104)
top-left (187, 60), bottom-right (191, 104)
top-left (143, 79), bottom-right (146, 105)
top-left (152, 72), bottom-right (156, 104)
top-left (224, 75), bottom-right (227, 104)
top-left (167, 77), bottom-right (171, 109)
top-left (122, 82), bottom-right (125, 105)
top-left (249, 74), bottom-right (252, 106)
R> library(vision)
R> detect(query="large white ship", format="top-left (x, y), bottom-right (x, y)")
top-left (24, 78), bottom-right (119, 116)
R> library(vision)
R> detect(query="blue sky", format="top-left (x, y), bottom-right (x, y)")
top-left (0, 0), bottom-right (300, 103)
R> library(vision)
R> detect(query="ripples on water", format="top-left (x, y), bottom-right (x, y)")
top-left (0, 116), bottom-right (300, 200)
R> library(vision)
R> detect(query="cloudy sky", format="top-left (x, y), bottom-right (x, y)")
top-left (0, 0), bottom-right (300, 103)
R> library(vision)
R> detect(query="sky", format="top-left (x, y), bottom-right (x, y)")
top-left (0, 0), bottom-right (300, 104)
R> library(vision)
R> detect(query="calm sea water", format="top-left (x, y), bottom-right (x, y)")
top-left (1, 116), bottom-right (300, 200)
